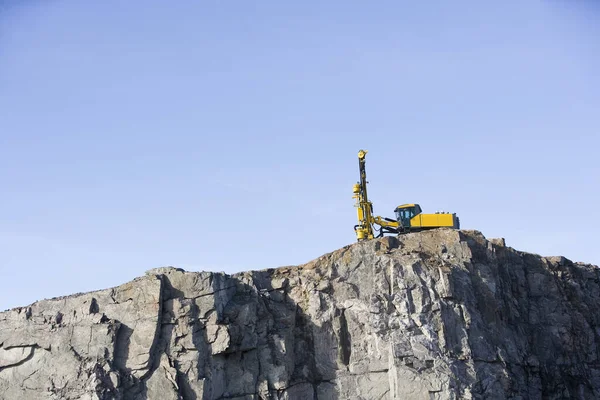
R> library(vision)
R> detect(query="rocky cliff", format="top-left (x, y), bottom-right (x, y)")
top-left (1, 229), bottom-right (599, 399)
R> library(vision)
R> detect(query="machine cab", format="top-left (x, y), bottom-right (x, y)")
top-left (394, 204), bottom-right (422, 228)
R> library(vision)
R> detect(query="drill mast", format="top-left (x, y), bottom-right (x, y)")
top-left (353, 150), bottom-right (375, 240)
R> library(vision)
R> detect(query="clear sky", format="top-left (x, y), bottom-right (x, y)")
top-left (1, 1), bottom-right (598, 311)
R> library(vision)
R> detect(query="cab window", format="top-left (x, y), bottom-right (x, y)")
top-left (396, 207), bottom-right (415, 222)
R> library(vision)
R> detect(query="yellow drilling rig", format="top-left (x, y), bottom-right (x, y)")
top-left (352, 149), bottom-right (460, 241)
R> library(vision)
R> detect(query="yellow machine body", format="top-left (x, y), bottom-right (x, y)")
top-left (353, 151), bottom-right (460, 241)
top-left (412, 213), bottom-right (457, 228)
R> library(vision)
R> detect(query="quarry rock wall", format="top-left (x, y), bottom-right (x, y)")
top-left (1, 229), bottom-right (599, 399)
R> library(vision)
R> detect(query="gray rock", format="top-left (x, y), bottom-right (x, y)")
top-left (1, 229), bottom-right (599, 399)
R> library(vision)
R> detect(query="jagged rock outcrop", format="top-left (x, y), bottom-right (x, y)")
top-left (1, 229), bottom-right (599, 399)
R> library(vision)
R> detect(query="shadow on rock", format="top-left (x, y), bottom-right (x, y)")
top-left (123, 267), bottom-right (341, 399)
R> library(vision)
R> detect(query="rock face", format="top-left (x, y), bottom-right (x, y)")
top-left (1, 229), bottom-right (600, 399)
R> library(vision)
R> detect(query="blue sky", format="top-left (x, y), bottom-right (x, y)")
top-left (1, 1), bottom-right (598, 311)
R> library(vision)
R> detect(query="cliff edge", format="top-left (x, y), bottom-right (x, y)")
top-left (1, 229), bottom-right (599, 399)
